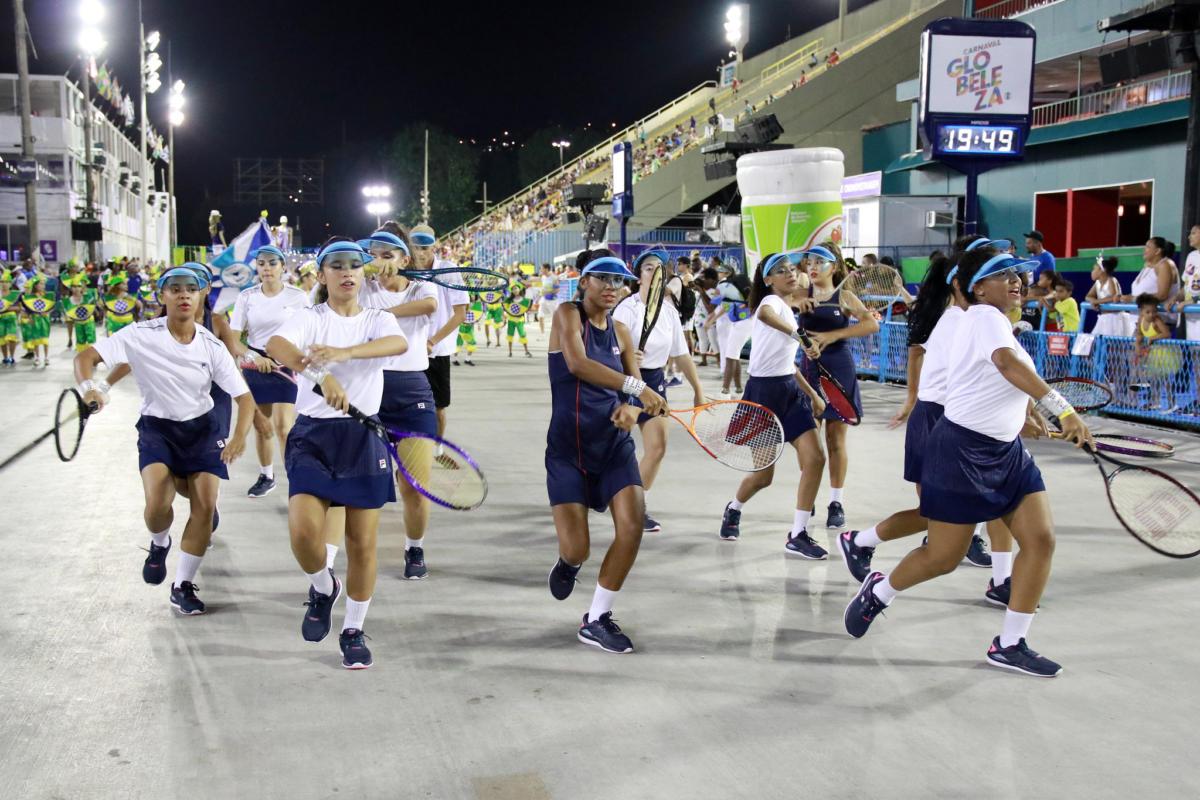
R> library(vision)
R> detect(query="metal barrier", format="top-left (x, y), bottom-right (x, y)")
top-left (1031, 71), bottom-right (1190, 128)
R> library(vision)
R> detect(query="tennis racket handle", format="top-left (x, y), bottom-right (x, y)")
top-left (311, 384), bottom-right (371, 425)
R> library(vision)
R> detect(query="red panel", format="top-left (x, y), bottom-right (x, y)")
top-left (1034, 192), bottom-right (1068, 256)
top-left (1070, 188), bottom-right (1121, 256)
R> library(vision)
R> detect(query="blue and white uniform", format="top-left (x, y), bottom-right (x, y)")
top-left (800, 285), bottom-right (863, 422)
top-left (611, 294), bottom-right (688, 424)
top-left (360, 278), bottom-right (439, 437)
top-left (741, 295), bottom-right (816, 442)
top-left (920, 304), bottom-right (1045, 523)
top-left (229, 283), bottom-right (309, 404)
top-left (545, 302), bottom-right (641, 512)
top-left (92, 318), bottom-right (250, 478)
top-left (903, 305), bottom-right (964, 483)
top-left (276, 304), bottom-right (403, 509)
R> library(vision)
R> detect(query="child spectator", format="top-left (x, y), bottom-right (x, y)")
top-left (1134, 293), bottom-right (1180, 411)
top-left (1042, 278), bottom-right (1080, 332)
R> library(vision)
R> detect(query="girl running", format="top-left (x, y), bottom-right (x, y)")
top-left (74, 267), bottom-right (254, 615)
top-left (716, 253), bottom-right (829, 557)
top-left (266, 239), bottom-right (408, 669)
top-left (545, 250), bottom-right (668, 654)
top-left (844, 248), bottom-right (1094, 677)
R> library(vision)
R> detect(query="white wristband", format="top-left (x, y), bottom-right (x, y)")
top-left (302, 366), bottom-right (329, 385)
top-left (622, 375), bottom-right (647, 397)
top-left (77, 379), bottom-right (98, 395)
top-left (1036, 389), bottom-right (1073, 420)
top-left (96, 380), bottom-right (112, 395)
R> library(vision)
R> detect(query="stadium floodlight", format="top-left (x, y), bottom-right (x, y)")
top-left (724, 4), bottom-right (749, 53)
top-left (79, 0), bottom-right (105, 25)
top-left (362, 185), bottom-right (391, 199)
top-left (78, 27), bottom-right (105, 55)
top-left (552, 140), bottom-right (571, 171)
top-left (145, 30), bottom-right (160, 52)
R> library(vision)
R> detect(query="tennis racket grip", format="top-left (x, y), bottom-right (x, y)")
top-left (311, 385), bottom-right (375, 429)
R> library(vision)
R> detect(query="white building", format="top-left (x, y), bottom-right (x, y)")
top-left (0, 73), bottom-right (168, 266)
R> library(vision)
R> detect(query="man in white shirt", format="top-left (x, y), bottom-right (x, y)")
top-left (411, 224), bottom-right (467, 437)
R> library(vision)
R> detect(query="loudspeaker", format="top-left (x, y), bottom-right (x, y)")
top-left (1132, 38), bottom-right (1170, 75)
top-left (564, 183), bottom-right (607, 206)
top-left (735, 114), bottom-right (783, 145)
top-left (72, 218), bottom-right (103, 242)
top-left (704, 159), bottom-right (738, 180)
top-left (1099, 49), bottom-right (1133, 85)
top-left (1168, 32), bottom-right (1198, 68)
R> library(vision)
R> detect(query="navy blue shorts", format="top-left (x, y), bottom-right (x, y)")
top-left (919, 418), bottom-right (1045, 524)
top-left (379, 370), bottom-right (438, 436)
top-left (802, 347), bottom-right (863, 423)
top-left (635, 367), bottom-right (667, 425)
top-left (903, 400), bottom-right (944, 484)
top-left (742, 374), bottom-right (816, 443)
top-left (285, 415), bottom-right (396, 509)
top-left (137, 412), bottom-right (228, 479)
top-left (546, 437), bottom-right (642, 513)
top-left (210, 385), bottom-right (232, 441)
top-left (243, 364), bottom-right (298, 406)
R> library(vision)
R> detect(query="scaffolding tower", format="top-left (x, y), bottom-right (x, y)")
top-left (234, 158), bottom-right (324, 205)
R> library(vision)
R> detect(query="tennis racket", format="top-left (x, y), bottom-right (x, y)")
top-left (813, 265), bottom-right (907, 313)
top-left (1045, 377), bottom-right (1114, 412)
top-left (663, 399), bottom-right (785, 472)
top-left (796, 330), bottom-right (860, 425)
top-left (637, 262), bottom-right (666, 351)
top-left (313, 387), bottom-right (487, 511)
top-left (406, 267), bottom-right (509, 293)
top-left (0, 389), bottom-right (97, 471)
top-left (1050, 432), bottom-right (1175, 458)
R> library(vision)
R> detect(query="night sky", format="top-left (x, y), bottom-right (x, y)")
top-left (3, 0), bottom-right (867, 245)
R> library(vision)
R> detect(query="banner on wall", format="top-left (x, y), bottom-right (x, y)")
top-left (923, 34), bottom-right (1034, 117)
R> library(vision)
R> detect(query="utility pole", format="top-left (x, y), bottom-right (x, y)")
top-left (475, 182), bottom-right (489, 217)
top-left (421, 128), bottom-right (431, 224)
top-left (13, 0), bottom-right (40, 264)
top-left (138, 1), bottom-right (148, 268)
top-left (82, 56), bottom-right (97, 265)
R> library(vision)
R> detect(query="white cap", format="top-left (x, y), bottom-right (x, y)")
top-left (280, 215), bottom-right (288, 224)
top-left (210, 209), bottom-right (220, 216)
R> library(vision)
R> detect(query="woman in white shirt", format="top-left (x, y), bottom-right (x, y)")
top-left (227, 245), bottom-right (311, 499)
top-left (75, 267), bottom-right (255, 616)
top-left (267, 239), bottom-right (408, 670)
top-left (844, 249), bottom-right (1094, 678)
top-left (716, 252), bottom-right (828, 557)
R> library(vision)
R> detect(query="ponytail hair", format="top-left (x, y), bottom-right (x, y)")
top-left (748, 253), bottom-right (776, 312)
top-left (906, 252), bottom-right (955, 346)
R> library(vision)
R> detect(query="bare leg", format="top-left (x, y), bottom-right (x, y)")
top-left (552, 503), bottom-right (590, 566)
top-left (597, 485), bottom-right (645, 590)
top-left (180, 473), bottom-right (219, 557)
top-left (140, 464), bottom-right (176, 534)
top-left (636, 417), bottom-right (669, 491)
top-left (825, 420), bottom-right (848, 490)
top-left (289, 494), bottom-right (330, 574)
top-left (254, 402), bottom-right (276, 471)
top-left (1002, 492), bottom-right (1055, 613)
top-left (888, 521), bottom-right (974, 591)
top-left (343, 507), bottom-right (380, 601)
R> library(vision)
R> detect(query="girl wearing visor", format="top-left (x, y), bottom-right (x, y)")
top-left (844, 249), bottom-right (1094, 678)
top-left (718, 252), bottom-right (828, 557)
top-left (545, 250), bottom-right (668, 654)
top-left (798, 243), bottom-right (879, 530)
top-left (74, 267), bottom-right (255, 616)
top-left (227, 245), bottom-right (310, 499)
top-left (267, 239), bottom-right (408, 670)
top-left (357, 227), bottom-right (441, 581)
top-left (612, 249), bottom-right (705, 532)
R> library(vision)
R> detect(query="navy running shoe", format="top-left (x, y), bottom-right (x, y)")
top-left (826, 501), bottom-right (846, 529)
top-left (844, 572), bottom-right (888, 638)
top-left (666, 375), bottom-right (683, 388)
top-left (578, 612), bottom-right (634, 654)
top-left (404, 546), bottom-right (427, 580)
top-left (246, 475), bottom-right (276, 498)
top-left (339, 628), bottom-right (373, 670)
top-left (301, 571), bottom-right (342, 642)
top-left (965, 534), bottom-right (992, 567)
top-left (170, 581), bottom-right (205, 615)
top-left (548, 558), bottom-right (581, 601)
top-left (644, 513), bottom-right (662, 532)
top-left (719, 503), bottom-right (742, 540)
top-left (142, 538), bottom-right (171, 585)
top-left (785, 529), bottom-right (828, 560)
top-left (985, 577), bottom-right (1011, 608)
top-left (986, 637), bottom-right (1062, 677)
top-left (838, 531), bottom-right (874, 582)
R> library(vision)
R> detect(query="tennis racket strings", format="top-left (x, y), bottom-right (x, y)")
top-left (690, 402), bottom-right (784, 472)
top-left (1106, 465), bottom-right (1199, 557)
top-left (394, 436), bottom-right (488, 511)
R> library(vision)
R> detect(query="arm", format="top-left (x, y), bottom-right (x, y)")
top-left (890, 345), bottom-right (924, 428)
top-left (556, 306), bottom-right (665, 415)
top-left (385, 295), bottom-right (438, 318)
top-left (308, 335), bottom-right (408, 366)
top-left (1154, 261), bottom-right (1174, 301)
top-left (992, 347), bottom-right (1093, 447)
top-left (673, 353), bottom-right (705, 408)
top-left (613, 320), bottom-right (666, 428)
top-left (222, 392), bottom-right (256, 464)
top-left (1084, 282), bottom-right (1100, 306)
top-left (793, 367), bottom-right (826, 420)
top-left (73, 346), bottom-right (109, 411)
top-left (428, 303), bottom-right (466, 351)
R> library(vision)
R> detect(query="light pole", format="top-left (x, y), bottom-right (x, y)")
top-left (724, 4), bottom-right (749, 80)
top-left (78, 0), bottom-right (105, 266)
top-left (13, 0), bottom-right (38, 264)
top-left (362, 185), bottom-right (392, 229)
top-left (138, 7), bottom-right (162, 269)
top-left (167, 79), bottom-right (184, 266)
top-left (552, 140), bottom-right (570, 172)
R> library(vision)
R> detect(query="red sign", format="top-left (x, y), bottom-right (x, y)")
top-left (1048, 335), bottom-right (1070, 356)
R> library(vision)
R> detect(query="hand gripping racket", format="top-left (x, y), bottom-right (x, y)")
top-left (796, 330), bottom-right (860, 425)
top-left (637, 262), bottom-right (666, 351)
top-left (0, 389), bottom-right (97, 471)
top-left (664, 399), bottom-right (785, 472)
top-left (406, 267), bottom-right (509, 294)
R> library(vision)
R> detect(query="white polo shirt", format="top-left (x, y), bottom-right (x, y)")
top-left (748, 295), bottom-right (799, 378)
top-left (425, 259), bottom-right (469, 358)
top-left (943, 304), bottom-right (1035, 442)
top-left (611, 294), bottom-right (688, 370)
top-left (359, 278), bottom-right (437, 372)
top-left (93, 318), bottom-right (249, 421)
top-left (229, 284), bottom-right (310, 350)
top-left (916, 305), bottom-right (965, 405)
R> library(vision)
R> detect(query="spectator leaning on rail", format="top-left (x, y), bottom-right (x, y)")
top-left (1123, 237), bottom-right (1180, 320)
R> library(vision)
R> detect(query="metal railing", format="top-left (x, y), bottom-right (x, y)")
top-left (1031, 71), bottom-right (1191, 128)
top-left (974, 0), bottom-right (1062, 19)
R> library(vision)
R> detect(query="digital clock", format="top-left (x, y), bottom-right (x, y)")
top-left (934, 124), bottom-right (1022, 156)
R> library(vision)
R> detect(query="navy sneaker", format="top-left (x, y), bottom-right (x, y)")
top-left (142, 538), bottom-right (171, 585)
top-left (578, 612), bottom-right (634, 654)
top-left (985, 577), bottom-right (1011, 608)
top-left (838, 530), bottom-right (874, 582)
top-left (170, 581), bottom-right (206, 615)
top-left (986, 637), bottom-right (1062, 677)
top-left (247, 475), bottom-right (276, 499)
top-left (785, 529), bottom-right (828, 560)
top-left (301, 571), bottom-right (342, 642)
top-left (965, 534), bottom-right (992, 567)
top-left (548, 558), bottom-right (581, 601)
top-left (826, 501), bottom-right (846, 529)
top-left (644, 513), bottom-right (662, 532)
top-left (666, 375), bottom-right (683, 388)
top-left (339, 628), bottom-right (373, 670)
top-left (404, 546), bottom-right (427, 580)
top-left (844, 571), bottom-right (888, 638)
top-left (719, 503), bottom-right (742, 540)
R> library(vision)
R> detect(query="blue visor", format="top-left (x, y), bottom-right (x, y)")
top-left (316, 240), bottom-right (373, 269)
top-left (799, 245), bottom-right (837, 263)
top-left (251, 245), bottom-right (287, 263)
top-left (762, 252), bottom-right (804, 276)
top-left (581, 257), bottom-right (635, 280)
top-left (157, 266), bottom-right (208, 290)
top-left (947, 238), bottom-right (1012, 284)
top-left (410, 232), bottom-right (436, 247)
top-left (633, 249), bottom-right (670, 273)
top-left (357, 231), bottom-right (410, 255)
top-left (966, 254), bottom-right (1038, 291)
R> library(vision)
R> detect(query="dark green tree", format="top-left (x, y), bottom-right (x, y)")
top-left (386, 123), bottom-right (481, 232)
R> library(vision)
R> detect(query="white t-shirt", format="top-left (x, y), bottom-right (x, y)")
top-left (425, 259), bottom-right (469, 358)
top-left (611, 294), bottom-right (688, 370)
top-left (748, 295), bottom-right (799, 378)
top-left (93, 318), bottom-right (249, 422)
top-left (916, 305), bottom-right (965, 405)
top-left (943, 304), bottom-right (1035, 442)
top-left (274, 304), bottom-right (403, 419)
top-left (1182, 251), bottom-right (1200, 340)
top-left (229, 284), bottom-right (310, 350)
top-left (359, 278), bottom-right (436, 371)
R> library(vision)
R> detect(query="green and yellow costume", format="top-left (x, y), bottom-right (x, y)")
top-left (504, 296), bottom-right (532, 343)
top-left (457, 299), bottom-right (481, 355)
top-left (0, 287), bottom-right (20, 343)
top-left (481, 288), bottom-right (505, 330)
top-left (63, 289), bottom-right (99, 350)
top-left (20, 290), bottom-right (55, 348)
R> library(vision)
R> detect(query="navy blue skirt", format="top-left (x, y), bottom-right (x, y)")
top-left (243, 363), bottom-right (298, 405)
top-left (635, 367), bottom-right (667, 425)
top-left (903, 400), bottom-right (943, 484)
top-left (378, 370), bottom-right (438, 436)
top-left (742, 374), bottom-right (816, 443)
top-left (285, 415), bottom-right (396, 509)
top-left (137, 411), bottom-right (228, 479)
top-left (546, 436), bottom-right (642, 513)
top-left (802, 347), bottom-right (863, 423)
top-left (210, 384), bottom-right (232, 441)
top-left (919, 418), bottom-right (1046, 524)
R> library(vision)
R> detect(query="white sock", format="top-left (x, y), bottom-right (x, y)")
top-left (991, 551), bottom-right (1013, 585)
top-left (150, 527), bottom-right (170, 548)
top-left (728, 498), bottom-right (744, 511)
top-left (871, 575), bottom-right (898, 605)
top-left (405, 537), bottom-right (423, 551)
top-left (173, 552), bottom-right (202, 588)
top-left (973, 521), bottom-right (985, 538)
top-left (1000, 610), bottom-right (1035, 648)
top-left (854, 526), bottom-right (882, 548)
top-left (307, 566), bottom-right (334, 597)
top-left (587, 585), bottom-right (618, 623)
top-left (260, 464), bottom-right (274, 480)
top-left (325, 544), bottom-right (339, 570)
top-left (830, 487), bottom-right (844, 503)
top-left (790, 508), bottom-right (812, 536)
top-left (342, 597), bottom-right (371, 632)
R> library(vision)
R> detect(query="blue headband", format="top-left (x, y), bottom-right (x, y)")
top-left (800, 245), bottom-right (837, 262)
top-left (762, 252), bottom-right (804, 276)
top-left (357, 231), bottom-right (410, 255)
top-left (316, 240), bottom-right (373, 269)
top-left (251, 245), bottom-right (286, 263)
top-left (966, 254), bottom-right (1038, 291)
top-left (581, 257), bottom-right (635, 280)
top-left (410, 232), bottom-right (436, 247)
top-left (157, 266), bottom-right (208, 290)
top-left (947, 238), bottom-right (1012, 283)
top-left (633, 249), bottom-right (670, 272)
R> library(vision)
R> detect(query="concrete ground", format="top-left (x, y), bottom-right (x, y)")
top-left (1, 323), bottom-right (1198, 800)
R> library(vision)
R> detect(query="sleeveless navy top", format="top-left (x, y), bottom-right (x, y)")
top-left (801, 285), bottom-right (850, 356)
